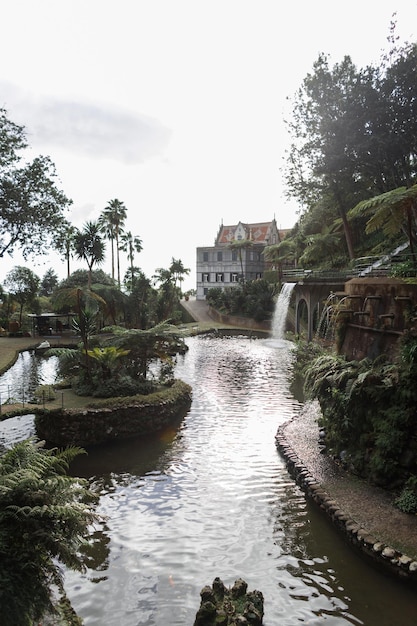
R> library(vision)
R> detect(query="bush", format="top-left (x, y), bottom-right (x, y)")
top-left (395, 488), bottom-right (417, 514)
top-left (33, 384), bottom-right (56, 403)
top-left (91, 375), bottom-right (156, 398)
top-left (300, 336), bottom-right (417, 490)
top-left (206, 280), bottom-right (279, 321)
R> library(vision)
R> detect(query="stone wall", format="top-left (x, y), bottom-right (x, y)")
top-left (208, 307), bottom-right (271, 332)
top-left (35, 379), bottom-right (192, 447)
top-left (276, 426), bottom-right (417, 585)
top-left (337, 278), bottom-right (417, 360)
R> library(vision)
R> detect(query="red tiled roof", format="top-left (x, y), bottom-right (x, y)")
top-left (216, 222), bottom-right (275, 245)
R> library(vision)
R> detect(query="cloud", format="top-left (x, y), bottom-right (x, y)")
top-left (0, 81), bottom-right (172, 164)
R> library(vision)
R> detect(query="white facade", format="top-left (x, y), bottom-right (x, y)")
top-left (196, 219), bottom-right (281, 300)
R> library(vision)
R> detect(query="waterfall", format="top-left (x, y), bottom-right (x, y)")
top-left (272, 282), bottom-right (296, 340)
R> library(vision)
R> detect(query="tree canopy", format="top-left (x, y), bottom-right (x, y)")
top-left (0, 108), bottom-right (72, 261)
top-left (283, 28), bottom-right (417, 266)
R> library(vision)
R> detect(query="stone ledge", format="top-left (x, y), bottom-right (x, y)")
top-left (275, 423), bottom-right (417, 586)
top-left (35, 379), bottom-right (192, 447)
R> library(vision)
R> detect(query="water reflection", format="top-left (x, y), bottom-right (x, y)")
top-left (0, 350), bottom-right (59, 403)
top-left (1, 337), bottom-right (416, 625)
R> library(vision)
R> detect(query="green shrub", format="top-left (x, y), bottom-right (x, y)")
top-left (395, 488), bottom-right (417, 514)
top-left (33, 384), bottom-right (56, 403)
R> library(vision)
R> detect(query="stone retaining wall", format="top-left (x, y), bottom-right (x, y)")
top-left (35, 379), bottom-right (192, 447)
top-left (208, 307), bottom-right (271, 332)
top-left (275, 424), bottom-right (417, 586)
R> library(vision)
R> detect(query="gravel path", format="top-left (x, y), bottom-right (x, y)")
top-left (280, 401), bottom-right (417, 561)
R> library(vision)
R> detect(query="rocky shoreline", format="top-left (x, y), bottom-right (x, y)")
top-left (276, 402), bottom-right (417, 586)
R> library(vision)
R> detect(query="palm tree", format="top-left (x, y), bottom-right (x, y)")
top-left (349, 184), bottom-right (417, 266)
top-left (99, 199), bottom-right (127, 287)
top-left (73, 221), bottom-right (106, 288)
top-left (169, 257), bottom-right (190, 295)
top-left (120, 231), bottom-right (143, 288)
top-left (52, 285), bottom-right (107, 372)
top-left (54, 221), bottom-right (76, 278)
top-left (228, 239), bottom-right (253, 283)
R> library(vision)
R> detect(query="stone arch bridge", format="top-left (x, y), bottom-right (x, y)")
top-left (285, 277), bottom-right (346, 342)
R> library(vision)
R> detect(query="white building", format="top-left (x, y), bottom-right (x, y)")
top-left (196, 219), bottom-right (288, 300)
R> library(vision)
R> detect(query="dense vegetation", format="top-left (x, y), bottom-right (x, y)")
top-left (50, 320), bottom-right (187, 398)
top-left (0, 441), bottom-right (99, 625)
top-left (206, 279), bottom-right (279, 322)
top-left (292, 336), bottom-right (417, 513)
top-left (268, 26), bottom-right (417, 272)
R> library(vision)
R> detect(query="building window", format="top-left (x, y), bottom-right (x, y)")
top-left (216, 273), bottom-right (224, 282)
top-left (256, 273), bottom-right (262, 279)
top-left (231, 273), bottom-right (238, 283)
top-left (217, 251), bottom-right (223, 261)
top-left (203, 251), bottom-right (209, 262)
top-left (232, 251), bottom-right (238, 261)
top-left (202, 273), bottom-right (210, 282)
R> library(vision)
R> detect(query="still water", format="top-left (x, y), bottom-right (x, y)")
top-left (0, 350), bottom-right (59, 404)
top-left (1, 336), bottom-right (416, 624)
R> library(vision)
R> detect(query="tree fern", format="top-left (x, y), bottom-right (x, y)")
top-left (0, 439), bottom-right (99, 625)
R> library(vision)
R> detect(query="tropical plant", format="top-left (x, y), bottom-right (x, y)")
top-left (120, 230), bottom-right (143, 289)
top-left (206, 279), bottom-right (278, 321)
top-left (73, 221), bottom-right (106, 288)
top-left (348, 185), bottom-right (417, 266)
top-left (0, 439), bottom-right (99, 625)
top-left (99, 199), bottom-right (127, 287)
top-left (284, 34), bottom-right (417, 265)
top-left (86, 346), bottom-right (130, 380)
top-left (169, 257), bottom-right (190, 294)
top-left (124, 271), bottom-right (157, 328)
top-left (100, 321), bottom-right (186, 381)
top-left (52, 286), bottom-right (106, 378)
top-left (54, 222), bottom-right (76, 279)
top-left (301, 335), bottom-right (417, 487)
top-left (228, 239), bottom-right (253, 282)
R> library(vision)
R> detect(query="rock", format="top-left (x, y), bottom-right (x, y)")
top-left (194, 578), bottom-right (264, 626)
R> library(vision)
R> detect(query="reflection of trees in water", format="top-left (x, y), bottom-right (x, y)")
top-left (79, 525), bottom-right (111, 578)
top-left (194, 336), bottom-right (260, 394)
top-left (0, 351), bottom-right (59, 401)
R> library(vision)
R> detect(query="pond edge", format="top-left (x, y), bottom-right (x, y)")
top-left (275, 421), bottom-right (417, 587)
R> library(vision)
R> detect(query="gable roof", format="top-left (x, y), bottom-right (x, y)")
top-left (215, 220), bottom-right (280, 246)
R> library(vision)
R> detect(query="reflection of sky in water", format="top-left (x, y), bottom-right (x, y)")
top-left (64, 336), bottom-right (417, 626)
top-left (1, 338), bottom-right (416, 626)
top-left (0, 351), bottom-right (58, 402)
top-left (0, 414), bottom-right (36, 449)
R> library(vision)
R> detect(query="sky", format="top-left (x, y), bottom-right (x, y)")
top-left (1, 0), bottom-right (417, 292)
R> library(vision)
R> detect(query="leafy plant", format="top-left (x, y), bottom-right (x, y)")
top-left (33, 384), bottom-right (56, 403)
top-left (395, 486), bottom-right (417, 514)
top-left (298, 333), bottom-right (417, 489)
top-left (0, 439), bottom-right (99, 625)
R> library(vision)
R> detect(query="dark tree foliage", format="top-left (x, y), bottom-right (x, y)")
top-left (284, 27), bottom-right (417, 263)
top-left (0, 108), bottom-right (72, 260)
top-left (73, 221), bottom-right (106, 288)
top-left (4, 265), bottom-right (40, 324)
top-left (58, 269), bottom-right (115, 290)
top-left (40, 268), bottom-right (59, 297)
top-left (0, 441), bottom-right (99, 625)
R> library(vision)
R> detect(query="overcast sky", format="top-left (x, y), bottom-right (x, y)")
top-left (1, 0), bottom-right (416, 291)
